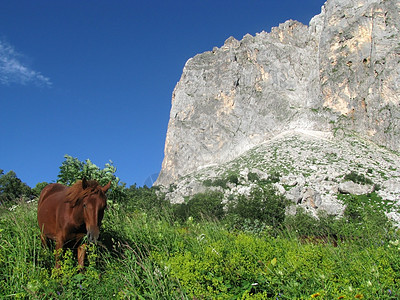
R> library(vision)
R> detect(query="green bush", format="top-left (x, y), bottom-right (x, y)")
top-left (285, 195), bottom-right (395, 246)
top-left (202, 173), bottom-right (239, 188)
top-left (344, 171), bottom-right (373, 185)
top-left (226, 184), bottom-right (288, 231)
top-left (267, 170), bottom-right (281, 183)
top-left (124, 185), bottom-right (171, 217)
top-left (247, 172), bottom-right (260, 182)
top-left (213, 178), bottom-right (228, 189)
top-left (284, 207), bottom-right (321, 235)
top-left (338, 193), bottom-right (393, 243)
top-left (227, 174), bottom-right (239, 185)
top-left (173, 191), bottom-right (224, 222)
top-left (202, 176), bottom-right (232, 189)
top-left (202, 179), bottom-right (213, 187)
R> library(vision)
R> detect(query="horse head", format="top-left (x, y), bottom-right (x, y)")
top-left (80, 178), bottom-right (111, 243)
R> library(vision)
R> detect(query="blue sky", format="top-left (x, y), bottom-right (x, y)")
top-left (0, 0), bottom-right (325, 188)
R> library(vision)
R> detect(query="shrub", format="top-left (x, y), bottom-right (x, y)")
top-left (267, 170), bottom-right (281, 183)
top-left (284, 208), bottom-right (348, 241)
top-left (285, 195), bottom-right (395, 244)
top-left (124, 185), bottom-right (171, 217)
top-left (213, 178), bottom-right (228, 189)
top-left (338, 193), bottom-right (393, 242)
top-left (344, 171), bottom-right (373, 185)
top-left (284, 207), bottom-right (321, 236)
top-left (173, 191), bottom-right (224, 222)
top-left (227, 184), bottom-right (288, 230)
top-left (57, 155), bottom-right (117, 186)
top-left (202, 179), bottom-right (213, 187)
top-left (168, 183), bottom-right (177, 192)
top-left (247, 172), bottom-right (260, 182)
top-left (202, 174), bottom-right (239, 189)
top-left (227, 174), bottom-right (239, 185)
top-left (202, 177), bottom-right (231, 189)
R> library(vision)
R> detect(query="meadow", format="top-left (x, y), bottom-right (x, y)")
top-left (1, 187), bottom-right (400, 299)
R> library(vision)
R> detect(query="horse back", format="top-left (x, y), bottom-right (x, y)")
top-left (38, 183), bottom-right (70, 240)
top-left (38, 183), bottom-right (67, 206)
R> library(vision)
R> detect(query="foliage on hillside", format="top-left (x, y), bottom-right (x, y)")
top-left (0, 155), bottom-right (127, 207)
top-left (1, 157), bottom-right (400, 298)
top-left (1, 182), bottom-right (400, 298)
top-left (0, 169), bottom-right (32, 204)
top-left (57, 155), bottom-right (126, 203)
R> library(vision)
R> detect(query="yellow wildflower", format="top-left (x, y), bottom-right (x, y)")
top-left (311, 292), bottom-right (321, 298)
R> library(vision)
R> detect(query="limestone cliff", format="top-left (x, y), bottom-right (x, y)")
top-left (157, 0), bottom-right (400, 187)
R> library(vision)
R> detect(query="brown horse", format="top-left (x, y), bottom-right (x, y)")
top-left (37, 178), bottom-right (111, 268)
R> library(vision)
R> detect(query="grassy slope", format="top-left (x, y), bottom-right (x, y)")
top-left (170, 131), bottom-right (400, 213)
top-left (212, 132), bottom-right (397, 185)
top-left (1, 199), bottom-right (400, 299)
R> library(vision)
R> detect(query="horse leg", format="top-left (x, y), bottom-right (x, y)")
top-left (77, 243), bottom-right (87, 269)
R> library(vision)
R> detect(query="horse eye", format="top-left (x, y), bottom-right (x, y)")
top-left (83, 203), bottom-right (87, 208)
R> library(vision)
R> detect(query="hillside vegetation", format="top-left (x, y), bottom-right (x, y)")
top-left (163, 131), bottom-right (400, 221)
top-left (1, 157), bottom-right (400, 298)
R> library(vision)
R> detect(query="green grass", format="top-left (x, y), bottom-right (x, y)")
top-left (338, 192), bottom-right (398, 214)
top-left (1, 197), bottom-right (400, 299)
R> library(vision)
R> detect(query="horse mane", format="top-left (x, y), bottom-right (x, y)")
top-left (66, 180), bottom-right (104, 207)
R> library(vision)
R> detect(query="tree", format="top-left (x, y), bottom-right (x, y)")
top-left (0, 169), bottom-right (32, 204)
top-left (57, 155), bottom-right (126, 202)
top-left (57, 156), bottom-right (84, 186)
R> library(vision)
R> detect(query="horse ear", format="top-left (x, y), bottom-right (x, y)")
top-left (82, 178), bottom-right (88, 189)
top-left (102, 181), bottom-right (111, 193)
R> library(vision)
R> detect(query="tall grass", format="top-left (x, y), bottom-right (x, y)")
top-left (1, 199), bottom-right (400, 299)
top-left (0, 202), bottom-right (51, 298)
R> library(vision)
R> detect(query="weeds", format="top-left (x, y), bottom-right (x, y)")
top-left (1, 192), bottom-right (400, 299)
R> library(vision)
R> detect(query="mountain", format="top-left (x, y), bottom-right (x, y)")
top-left (155, 0), bottom-right (400, 218)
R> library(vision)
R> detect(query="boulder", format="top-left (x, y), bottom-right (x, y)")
top-left (338, 181), bottom-right (374, 195)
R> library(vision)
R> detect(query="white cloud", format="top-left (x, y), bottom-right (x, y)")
top-left (0, 40), bottom-right (51, 87)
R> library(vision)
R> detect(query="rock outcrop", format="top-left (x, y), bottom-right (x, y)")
top-left (155, 0), bottom-right (400, 218)
top-left (156, 0), bottom-right (400, 188)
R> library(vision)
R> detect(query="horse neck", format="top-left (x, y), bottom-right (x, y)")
top-left (68, 202), bottom-right (85, 226)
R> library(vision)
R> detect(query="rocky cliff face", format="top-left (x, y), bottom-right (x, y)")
top-left (157, 0), bottom-right (400, 187)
